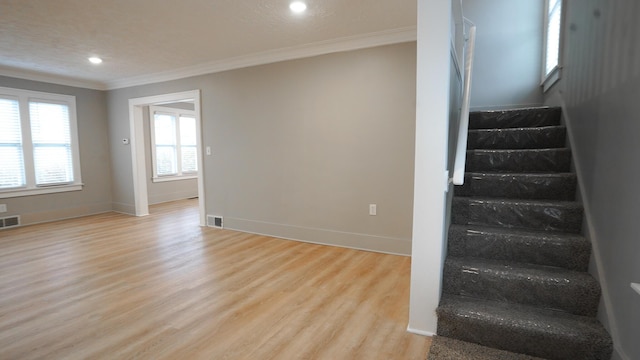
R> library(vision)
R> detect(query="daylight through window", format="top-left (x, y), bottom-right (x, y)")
top-left (0, 87), bottom-right (82, 198)
top-left (150, 106), bottom-right (198, 181)
top-left (544, 0), bottom-right (563, 77)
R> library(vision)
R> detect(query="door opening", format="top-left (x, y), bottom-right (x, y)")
top-left (128, 90), bottom-right (205, 226)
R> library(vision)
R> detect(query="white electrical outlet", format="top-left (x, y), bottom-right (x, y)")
top-left (369, 204), bottom-right (377, 216)
top-left (0, 204), bottom-right (6, 213)
top-left (206, 146), bottom-right (211, 156)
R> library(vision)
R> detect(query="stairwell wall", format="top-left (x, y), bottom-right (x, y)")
top-left (544, 1), bottom-right (640, 359)
top-left (462, 0), bottom-right (544, 110)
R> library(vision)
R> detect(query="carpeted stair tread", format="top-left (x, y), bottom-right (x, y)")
top-left (448, 224), bottom-right (590, 271)
top-left (443, 257), bottom-right (600, 316)
top-left (465, 148), bottom-right (571, 173)
top-left (455, 172), bottom-right (577, 201)
top-left (469, 107), bottom-right (561, 129)
top-left (468, 126), bottom-right (566, 150)
top-left (451, 197), bottom-right (583, 233)
top-left (427, 336), bottom-right (546, 360)
top-left (436, 294), bottom-right (613, 360)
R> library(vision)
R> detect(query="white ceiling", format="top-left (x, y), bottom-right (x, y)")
top-left (0, 0), bottom-right (417, 90)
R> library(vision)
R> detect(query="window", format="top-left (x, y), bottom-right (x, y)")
top-left (0, 87), bottom-right (82, 198)
top-left (149, 106), bottom-right (198, 182)
top-left (542, 0), bottom-right (563, 91)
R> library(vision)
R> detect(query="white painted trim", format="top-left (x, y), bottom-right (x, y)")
top-left (560, 97), bottom-right (625, 360)
top-left (0, 66), bottom-right (106, 90)
top-left (16, 201), bottom-right (112, 226)
top-left (0, 184), bottom-right (82, 199)
top-left (406, 326), bottom-right (436, 337)
top-left (0, 27), bottom-right (416, 91)
top-left (151, 175), bottom-right (198, 183)
top-left (105, 27), bottom-right (416, 90)
top-left (128, 90), bottom-right (206, 226)
top-left (221, 217), bottom-right (411, 256)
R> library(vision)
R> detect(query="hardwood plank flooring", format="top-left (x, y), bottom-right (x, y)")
top-left (0, 199), bottom-right (432, 359)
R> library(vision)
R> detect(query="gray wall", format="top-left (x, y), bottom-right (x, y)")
top-left (143, 106), bottom-right (198, 205)
top-left (0, 76), bottom-right (112, 224)
top-left (545, 1), bottom-right (640, 359)
top-left (107, 43), bottom-right (417, 254)
top-left (463, 0), bottom-right (544, 110)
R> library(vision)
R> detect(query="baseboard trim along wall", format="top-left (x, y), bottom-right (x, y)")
top-left (111, 202), bottom-right (136, 216)
top-left (148, 190), bottom-right (198, 205)
top-left (406, 326), bottom-right (436, 337)
top-left (220, 217), bottom-right (412, 256)
top-left (19, 202), bottom-right (113, 226)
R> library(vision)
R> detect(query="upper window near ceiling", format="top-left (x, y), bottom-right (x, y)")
top-left (149, 105), bottom-right (198, 182)
top-left (542, 0), bottom-right (563, 91)
top-left (0, 87), bottom-right (82, 198)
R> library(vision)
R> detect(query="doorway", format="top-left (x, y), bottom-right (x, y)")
top-left (128, 90), bottom-right (205, 226)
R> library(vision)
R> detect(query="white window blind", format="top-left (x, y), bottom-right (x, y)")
top-left (150, 106), bottom-right (198, 181)
top-left (29, 101), bottom-right (74, 185)
top-left (153, 113), bottom-right (178, 176)
top-left (179, 115), bottom-right (197, 173)
top-left (0, 86), bottom-right (82, 198)
top-left (0, 98), bottom-right (25, 189)
top-left (545, 0), bottom-right (563, 76)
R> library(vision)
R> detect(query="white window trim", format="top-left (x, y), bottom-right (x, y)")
top-left (541, 0), bottom-right (565, 92)
top-left (0, 86), bottom-right (83, 199)
top-left (149, 105), bottom-right (198, 183)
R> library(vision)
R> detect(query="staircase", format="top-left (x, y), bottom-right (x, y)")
top-left (434, 108), bottom-right (613, 360)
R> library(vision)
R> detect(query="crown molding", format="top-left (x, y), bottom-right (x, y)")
top-left (0, 66), bottom-right (107, 90)
top-left (0, 27), bottom-right (417, 92)
top-left (105, 26), bottom-right (417, 90)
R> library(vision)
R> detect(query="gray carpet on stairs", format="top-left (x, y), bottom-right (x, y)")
top-left (427, 336), bottom-right (546, 360)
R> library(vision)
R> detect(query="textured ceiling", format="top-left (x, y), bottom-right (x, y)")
top-left (0, 0), bottom-right (416, 89)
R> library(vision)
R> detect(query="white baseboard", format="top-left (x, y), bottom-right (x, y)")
top-left (221, 217), bottom-right (411, 256)
top-left (148, 190), bottom-right (198, 205)
top-left (19, 202), bottom-right (113, 226)
top-left (406, 326), bottom-right (436, 337)
top-left (112, 202), bottom-right (136, 215)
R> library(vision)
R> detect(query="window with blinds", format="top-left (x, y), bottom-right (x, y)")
top-left (30, 101), bottom-right (74, 185)
top-left (0, 98), bottom-right (25, 189)
top-left (0, 87), bottom-right (81, 198)
top-left (149, 106), bottom-right (198, 181)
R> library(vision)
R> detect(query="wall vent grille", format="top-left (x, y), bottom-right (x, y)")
top-left (0, 216), bottom-right (20, 229)
top-left (207, 215), bottom-right (223, 229)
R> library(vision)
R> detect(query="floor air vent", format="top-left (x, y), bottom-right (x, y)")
top-left (207, 215), bottom-right (223, 229)
top-left (0, 216), bottom-right (20, 229)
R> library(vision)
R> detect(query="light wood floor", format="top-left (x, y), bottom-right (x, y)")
top-left (0, 199), bottom-right (432, 359)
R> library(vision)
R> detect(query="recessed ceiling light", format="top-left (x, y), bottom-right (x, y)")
top-left (88, 57), bottom-right (103, 64)
top-left (289, 1), bottom-right (307, 13)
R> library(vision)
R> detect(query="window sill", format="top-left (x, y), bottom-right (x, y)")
top-left (542, 66), bottom-right (562, 93)
top-left (0, 183), bottom-right (83, 199)
top-left (152, 175), bottom-right (197, 183)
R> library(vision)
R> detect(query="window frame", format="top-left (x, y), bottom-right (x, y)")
top-left (149, 105), bottom-right (198, 182)
top-left (541, 0), bottom-right (565, 92)
top-left (0, 86), bottom-right (82, 198)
